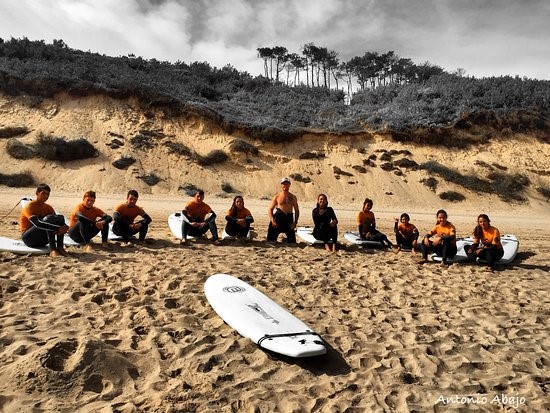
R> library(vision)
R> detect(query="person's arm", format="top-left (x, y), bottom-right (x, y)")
top-left (292, 196), bottom-right (299, 229)
top-left (268, 196), bottom-right (277, 226)
top-left (28, 216), bottom-right (65, 232)
top-left (142, 212), bottom-right (152, 225)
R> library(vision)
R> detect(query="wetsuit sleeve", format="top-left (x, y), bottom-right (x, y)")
top-left (101, 214), bottom-right (113, 224)
top-left (28, 216), bottom-right (64, 232)
top-left (204, 211), bottom-right (216, 223)
top-left (245, 214), bottom-right (254, 223)
top-left (142, 213), bottom-right (152, 225)
top-left (113, 211), bottom-right (121, 221)
top-left (76, 212), bottom-right (95, 223)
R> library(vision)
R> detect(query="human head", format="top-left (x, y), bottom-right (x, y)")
top-left (436, 209), bottom-right (448, 225)
top-left (194, 189), bottom-right (205, 203)
top-left (362, 198), bottom-right (373, 211)
top-left (317, 194), bottom-right (328, 208)
top-left (83, 190), bottom-right (97, 208)
top-left (126, 190), bottom-right (139, 207)
top-left (231, 195), bottom-right (244, 210)
top-left (36, 183), bottom-right (51, 196)
top-left (280, 177), bottom-right (291, 185)
top-left (35, 183), bottom-right (51, 202)
top-left (83, 190), bottom-right (96, 200)
top-left (400, 213), bottom-right (410, 223)
top-left (280, 177), bottom-right (291, 190)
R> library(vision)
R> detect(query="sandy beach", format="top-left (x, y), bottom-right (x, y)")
top-left (0, 189), bottom-right (548, 412)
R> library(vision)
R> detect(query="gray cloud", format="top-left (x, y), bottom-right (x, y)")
top-left (0, 0), bottom-right (548, 79)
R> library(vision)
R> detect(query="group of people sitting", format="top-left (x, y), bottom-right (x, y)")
top-left (18, 178), bottom-right (505, 272)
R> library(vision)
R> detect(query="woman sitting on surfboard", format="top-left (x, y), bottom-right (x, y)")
top-left (180, 189), bottom-right (220, 245)
top-left (419, 209), bottom-right (457, 265)
top-left (357, 198), bottom-right (393, 248)
top-left (394, 213), bottom-right (419, 253)
top-left (224, 196), bottom-right (254, 240)
top-left (312, 194), bottom-right (338, 252)
top-left (68, 190), bottom-right (112, 252)
top-left (19, 183), bottom-right (69, 257)
top-left (464, 214), bottom-right (504, 272)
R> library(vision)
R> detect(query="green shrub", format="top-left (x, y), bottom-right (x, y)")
top-left (112, 156), bottom-right (136, 169)
top-left (6, 139), bottom-right (36, 159)
top-left (178, 183), bottom-right (199, 196)
top-left (228, 138), bottom-right (259, 155)
top-left (0, 171), bottom-right (35, 187)
top-left (36, 135), bottom-right (98, 161)
top-left (221, 182), bottom-right (236, 193)
top-left (0, 126), bottom-right (29, 138)
top-left (289, 173), bottom-right (311, 183)
top-left (420, 177), bottom-right (438, 191)
top-left (164, 141), bottom-right (192, 157)
top-left (352, 165), bottom-right (367, 173)
top-left (537, 186), bottom-right (550, 200)
top-left (439, 191), bottom-right (465, 202)
top-left (138, 173), bottom-right (161, 186)
top-left (195, 150), bottom-right (229, 166)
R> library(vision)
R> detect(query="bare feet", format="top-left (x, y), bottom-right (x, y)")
top-left (58, 248), bottom-right (69, 257)
top-left (84, 243), bottom-right (93, 253)
top-left (179, 239), bottom-right (187, 246)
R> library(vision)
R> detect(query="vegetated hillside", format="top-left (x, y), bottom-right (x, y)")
top-left (0, 38), bottom-right (549, 209)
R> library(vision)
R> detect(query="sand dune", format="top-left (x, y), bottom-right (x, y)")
top-left (0, 190), bottom-right (549, 412)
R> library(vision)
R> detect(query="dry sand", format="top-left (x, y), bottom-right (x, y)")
top-left (0, 190), bottom-right (549, 412)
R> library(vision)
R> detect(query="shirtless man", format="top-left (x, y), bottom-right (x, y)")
top-left (267, 177), bottom-right (300, 243)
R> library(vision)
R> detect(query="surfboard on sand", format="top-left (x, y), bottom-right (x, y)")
top-left (343, 231), bottom-right (386, 248)
top-left (432, 234), bottom-right (519, 264)
top-left (168, 212), bottom-right (206, 240)
top-left (0, 236), bottom-right (80, 255)
top-left (204, 273), bottom-right (327, 358)
top-left (296, 226), bottom-right (324, 244)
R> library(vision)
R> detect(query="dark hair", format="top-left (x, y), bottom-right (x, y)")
top-left (435, 209), bottom-right (448, 225)
top-left (362, 198), bottom-right (373, 208)
top-left (229, 195), bottom-right (244, 217)
top-left (195, 189), bottom-right (205, 197)
top-left (83, 190), bottom-right (96, 199)
top-left (400, 213), bottom-right (410, 221)
top-left (36, 183), bottom-right (51, 194)
top-left (316, 193), bottom-right (328, 209)
top-left (127, 189), bottom-right (139, 198)
top-left (473, 214), bottom-right (491, 239)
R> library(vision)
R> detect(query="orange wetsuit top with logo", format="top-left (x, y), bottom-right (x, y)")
top-left (114, 203), bottom-right (146, 225)
top-left (19, 201), bottom-right (55, 232)
top-left (398, 222), bottom-right (418, 240)
top-left (69, 203), bottom-right (106, 227)
top-left (185, 201), bottom-right (213, 221)
top-left (474, 226), bottom-right (503, 249)
top-left (428, 222), bottom-right (457, 246)
top-left (357, 210), bottom-right (376, 233)
top-left (226, 207), bottom-right (252, 221)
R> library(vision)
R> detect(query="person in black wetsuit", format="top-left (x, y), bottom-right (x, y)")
top-left (19, 183), bottom-right (69, 257)
top-left (68, 190), bottom-right (112, 251)
top-left (311, 193), bottom-right (338, 252)
top-left (267, 177), bottom-right (300, 243)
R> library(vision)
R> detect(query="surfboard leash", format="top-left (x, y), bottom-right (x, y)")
top-left (0, 198), bottom-right (24, 223)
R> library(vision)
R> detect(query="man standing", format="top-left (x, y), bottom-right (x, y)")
top-left (267, 177), bottom-right (300, 243)
top-left (112, 190), bottom-right (152, 242)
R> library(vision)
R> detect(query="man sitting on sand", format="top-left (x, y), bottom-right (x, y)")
top-left (19, 183), bottom-right (69, 257)
top-left (112, 190), bottom-right (152, 243)
top-left (267, 177), bottom-right (300, 243)
top-left (68, 190), bottom-right (112, 252)
top-left (180, 189), bottom-right (220, 245)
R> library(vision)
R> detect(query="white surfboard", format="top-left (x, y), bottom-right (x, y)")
top-left (296, 226), bottom-right (324, 244)
top-left (432, 234), bottom-right (519, 264)
top-left (221, 229), bottom-right (253, 240)
top-left (204, 273), bottom-right (327, 358)
top-left (343, 231), bottom-right (386, 248)
top-left (168, 212), bottom-right (207, 240)
top-left (0, 235), bottom-right (80, 255)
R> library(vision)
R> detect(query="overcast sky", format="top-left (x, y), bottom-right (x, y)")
top-left (0, 0), bottom-right (548, 80)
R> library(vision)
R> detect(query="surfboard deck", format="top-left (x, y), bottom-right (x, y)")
top-left (343, 231), bottom-right (386, 248)
top-left (168, 212), bottom-right (204, 240)
top-left (0, 235), bottom-right (80, 255)
top-left (432, 234), bottom-right (519, 264)
top-left (204, 273), bottom-right (326, 358)
top-left (296, 226), bottom-right (324, 244)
